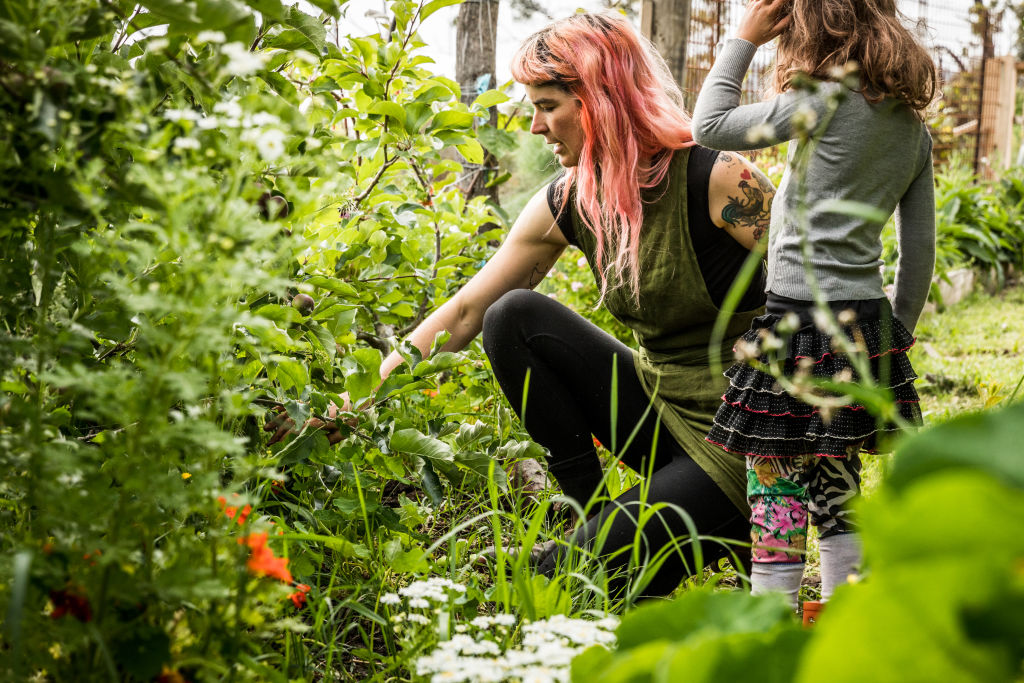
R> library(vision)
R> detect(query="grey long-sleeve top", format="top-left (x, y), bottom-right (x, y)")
top-left (692, 38), bottom-right (936, 331)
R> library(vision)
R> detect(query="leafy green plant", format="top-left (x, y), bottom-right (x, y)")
top-left (0, 0), bottom-right (537, 679)
top-left (881, 154), bottom-right (1024, 294)
top-left (570, 400), bottom-right (1024, 683)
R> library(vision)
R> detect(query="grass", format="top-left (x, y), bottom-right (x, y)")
top-left (911, 283), bottom-right (1024, 420)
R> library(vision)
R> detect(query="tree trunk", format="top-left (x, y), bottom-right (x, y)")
top-left (455, 0), bottom-right (500, 205)
top-left (640, 0), bottom-right (691, 94)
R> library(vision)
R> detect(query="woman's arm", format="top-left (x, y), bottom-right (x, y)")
top-left (267, 186), bottom-right (568, 444)
top-left (378, 185), bottom-right (569, 379)
top-left (706, 150), bottom-right (776, 250)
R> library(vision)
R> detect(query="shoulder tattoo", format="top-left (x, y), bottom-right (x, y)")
top-left (721, 166), bottom-right (774, 242)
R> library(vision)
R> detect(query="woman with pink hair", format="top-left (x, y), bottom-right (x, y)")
top-left (378, 12), bottom-right (775, 597)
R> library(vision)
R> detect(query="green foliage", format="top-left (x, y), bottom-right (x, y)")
top-left (571, 590), bottom-right (808, 683)
top-left (882, 155), bottom-right (1024, 291)
top-left (0, 0), bottom-right (527, 679)
top-left (571, 400), bottom-right (1024, 683)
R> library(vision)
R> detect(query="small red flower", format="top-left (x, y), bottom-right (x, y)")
top-left (49, 587), bottom-right (92, 622)
top-left (592, 436), bottom-right (603, 449)
top-left (218, 495), bottom-right (252, 524)
top-left (241, 532), bottom-right (292, 583)
top-left (289, 583), bottom-right (311, 608)
top-left (233, 505), bottom-right (252, 524)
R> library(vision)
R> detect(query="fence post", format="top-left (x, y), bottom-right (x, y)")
top-left (977, 55), bottom-right (1019, 177)
top-left (640, 0), bottom-right (692, 91)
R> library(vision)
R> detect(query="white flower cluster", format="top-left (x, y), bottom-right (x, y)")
top-left (414, 613), bottom-right (618, 683)
top-left (163, 100), bottom-right (287, 161)
top-left (196, 30), bottom-right (227, 44)
top-left (222, 41), bottom-right (268, 77)
top-left (382, 576), bottom-right (468, 607)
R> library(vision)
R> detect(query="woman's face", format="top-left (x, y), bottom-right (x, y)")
top-left (525, 84), bottom-right (584, 167)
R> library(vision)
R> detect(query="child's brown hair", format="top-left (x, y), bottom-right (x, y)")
top-left (774, 0), bottom-right (937, 111)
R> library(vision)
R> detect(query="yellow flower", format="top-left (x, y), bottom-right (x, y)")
top-left (181, 472), bottom-right (191, 480)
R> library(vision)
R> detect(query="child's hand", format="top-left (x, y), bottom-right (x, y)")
top-left (735, 0), bottom-right (792, 47)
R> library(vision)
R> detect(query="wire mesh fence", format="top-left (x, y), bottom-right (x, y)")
top-left (679, 0), bottom-right (1015, 171)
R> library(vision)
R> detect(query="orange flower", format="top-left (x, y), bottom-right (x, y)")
top-left (233, 505), bottom-right (252, 524)
top-left (289, 583), bottom-right (311, 608)
top-left (241, 532), bottom-right (292, 583)
top-left (218, 495), bottom-right (252, 525)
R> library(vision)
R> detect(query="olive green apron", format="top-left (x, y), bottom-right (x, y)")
top-left (569, 148), bottom-right (760, 513)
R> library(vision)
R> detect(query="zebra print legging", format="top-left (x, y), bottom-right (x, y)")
top-left (746, 453), bottom-right (861, 564)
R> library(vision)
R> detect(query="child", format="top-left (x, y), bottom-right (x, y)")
top-left (691, 0), bottom-right (937, 611)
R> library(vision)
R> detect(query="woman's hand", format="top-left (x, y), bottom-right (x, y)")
top-left (735, 0), bottom-right (792, 47)
top-left (264, 396), bottom-right (354, 445)
top-left (266, 185), bottom-right (568, 447)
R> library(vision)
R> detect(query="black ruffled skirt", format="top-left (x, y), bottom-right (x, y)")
top-left (706, 295), bottom-right (923, 459)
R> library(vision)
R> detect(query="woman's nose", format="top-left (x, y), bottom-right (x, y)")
top-left (530, 112), bottom-right (546, 135)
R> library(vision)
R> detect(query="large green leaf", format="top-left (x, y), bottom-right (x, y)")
top-left (369, 100), bottom-right (408, 132)
top-left (242, 0), bottom-right (287, 21)
top-left (472, 89), bottom-right (510, 109)
top-left (304, 0), bottom-right (342, 17)
top-left (419, 0), bottom-right (463, 22)
top-left (431, 110), bottom-right (476, 131)
top-left (305, 275), bottom-right (359, 298)
top-left (477, 125), bottom-right (518, 157)
top-left (390, 428), bottom-right (454, 463)
top-left (886, 400), bottom-right (1024, 493)
top-left (796, 471), bottom-right (1024, 682)
top-left (615, 590), bottom-right (794, 650)
top-left (457, 139), bottom-right (484, 165)
top-left (283, 5), bottom-right (326, 53)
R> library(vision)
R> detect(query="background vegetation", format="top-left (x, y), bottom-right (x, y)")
top-left (1, 1), bottom-right (1021, 681)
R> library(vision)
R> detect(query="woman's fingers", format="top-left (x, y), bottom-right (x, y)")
top-left (306, 417), bottom-right (344, 445)
top-left (264, 405), bottom-right (345, 445)
top-left (263, 406), bottom-right (295, 445)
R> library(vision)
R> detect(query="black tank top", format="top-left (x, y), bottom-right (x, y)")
top-left (546, 146), bottom-right (766, 312)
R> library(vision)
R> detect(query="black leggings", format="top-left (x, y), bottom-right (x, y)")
top-left (481, 290), bottom-right (749, 598)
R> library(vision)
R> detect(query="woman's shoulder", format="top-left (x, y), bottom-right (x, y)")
top-left (686, 145), bottom-right (720, 179)
top-left (545, 174), bottom-right (577, 246)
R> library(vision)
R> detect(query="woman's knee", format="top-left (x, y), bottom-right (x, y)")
top-left (481, 289), bottom-right (548, 353)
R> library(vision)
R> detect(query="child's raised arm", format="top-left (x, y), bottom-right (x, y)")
top-left (691, 38), bottom-right (829, 152)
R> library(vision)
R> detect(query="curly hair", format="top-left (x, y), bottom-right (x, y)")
top-left (510, 11), bottom-right (694, 302)
top-left (774, 0), bottom-right (937, 111)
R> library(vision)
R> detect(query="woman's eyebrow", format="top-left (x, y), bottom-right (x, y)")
top-left (531, 97), bottom-right (559, 107)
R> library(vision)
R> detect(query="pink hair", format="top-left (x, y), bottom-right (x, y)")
top-left (511, 11), bottom-right (695, 302)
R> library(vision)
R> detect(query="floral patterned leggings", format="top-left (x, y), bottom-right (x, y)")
top-left (746, 452), bottom-right (861, 563)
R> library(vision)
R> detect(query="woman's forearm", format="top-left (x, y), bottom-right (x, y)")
top-left (378, 296), bottom-right (481, 380)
